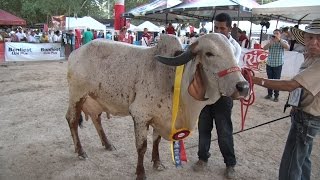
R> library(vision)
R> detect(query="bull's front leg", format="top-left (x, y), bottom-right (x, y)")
top-left (132, 117), bottom-right (149, 180)
top-left (152, 129), bottom-right (166, 171)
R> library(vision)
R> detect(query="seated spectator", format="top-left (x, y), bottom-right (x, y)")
top-left (40, 32), bottom-right (49, 43)
top-left (10, 31), bottom-right (19, 42)
top-left (27, 31), bottom-right (37, 43)
top-left (16, 27), bottom-right (26, 41)
top-left (199, 23), bottom-right (207, 34)
top-left (239, 30), bottom-right (249, 48)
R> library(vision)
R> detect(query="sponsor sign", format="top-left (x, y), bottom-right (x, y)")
top-left (241, 49), bottom-right (268, 71)
top-left (5, 42), bottom-right (64, 61)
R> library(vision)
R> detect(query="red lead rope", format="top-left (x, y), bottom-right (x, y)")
top-left (240, 67), bottom-right (255, 131)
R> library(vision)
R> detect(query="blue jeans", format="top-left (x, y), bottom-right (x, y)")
top-left (279, 109), bottom-right (320, 180)
top-left (197, 96), bottom-right (236, 167)
top-left (266, 65), bottom-right (282, 98)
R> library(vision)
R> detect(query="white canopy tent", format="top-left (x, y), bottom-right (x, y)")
top-left (134, 21), bottom-right (161, 32)
top-left (252, 0), bottom-right (320, 24)
top-left (128, 24), bottom-right (137, 31)
top-left (65, 16), bottom-right (106, 31)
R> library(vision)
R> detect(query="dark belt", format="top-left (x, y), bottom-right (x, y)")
top-left (292, 108), bottom-right (320, 120)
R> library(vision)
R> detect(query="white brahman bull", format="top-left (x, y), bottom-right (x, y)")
top-left (66, 34), bottom-right (249, 180)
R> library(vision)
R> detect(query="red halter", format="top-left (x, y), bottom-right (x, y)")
top-left (217, 66), bottom-right (242, 77)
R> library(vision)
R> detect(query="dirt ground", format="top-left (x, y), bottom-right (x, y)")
top-left (0, 60), bottom-right (319, 180)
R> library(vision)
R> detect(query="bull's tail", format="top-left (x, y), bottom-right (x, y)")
top-left (79, 113), bottom-right (84, 128)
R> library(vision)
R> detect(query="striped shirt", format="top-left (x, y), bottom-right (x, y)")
top-left (267, 40), bottom-right (288, 67)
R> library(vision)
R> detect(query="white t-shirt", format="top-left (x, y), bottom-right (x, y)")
top-left (16, 32), bottom-right (26, 41)
top-left (228, 35), bottom-right (241, 64)
top-left (27, 35), bottom-right (37, 43)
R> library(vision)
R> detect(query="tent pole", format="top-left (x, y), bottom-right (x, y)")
top-left (249, 16), bottom-right (253, 48)
top-left (237, 6), bottom-right (240, 26)
top-left (166, 13), bottom-right (168, 25)
top-left (211, 10), bottom-right (217, 32)
top-left (276, 16), bottom-right (279, 29)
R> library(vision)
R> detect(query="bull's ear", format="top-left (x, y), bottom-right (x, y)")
top-left (155, 42), bottom-right (198, 66)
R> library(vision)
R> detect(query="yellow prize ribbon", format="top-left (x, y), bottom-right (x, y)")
top-left (171, 65), bottom-right (184, 136)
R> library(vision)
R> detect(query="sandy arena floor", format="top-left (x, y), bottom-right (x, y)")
top-left (0, 61), bottom-right (319, 180)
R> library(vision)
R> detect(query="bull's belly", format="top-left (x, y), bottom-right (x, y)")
top-left (95, 97), bottom-right (130, 117)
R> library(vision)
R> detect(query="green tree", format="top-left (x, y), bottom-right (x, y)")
top-left (0, 0), bottom-right (151, 25)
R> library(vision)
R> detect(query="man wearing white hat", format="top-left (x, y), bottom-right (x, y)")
top-left (250, 18), bottom-right (320, 180)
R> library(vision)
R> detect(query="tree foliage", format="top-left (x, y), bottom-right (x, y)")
top-left (0, 0), bottom-right (149, 26)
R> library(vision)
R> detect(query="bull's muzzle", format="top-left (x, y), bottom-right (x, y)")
top-left (236, 81), bottom-right (250, 97)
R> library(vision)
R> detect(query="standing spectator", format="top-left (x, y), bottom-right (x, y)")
top-left (199, 23), bottom-right (207, 34)
top-left (231, 23), bottom-right (240, 41)
top-left (141, 28), bottom-right (151, 46)
top-left (82, 28), bottom-right (93, 45)
top-left (263, 29), bottom-right (290, 102)
top-left (114, 32), bottom-right (119, 41)
top-left (48, 30), bottom-right (53, 43)
top-left (52, 31), bottom-right (61, 43)
top-left (250, 18), bottom-right (320, 180)
top-left (281, 27), bottom-right (290, 43)
top-left (289, 25), bottom-right (299, 51)
top-left (118, 26), bottom-right (127, 42)
top-left (65, 30), bottom-right (75, 57)
top-left (106, 31), bottom-right (112, 40)
top-left (97, 31), bottom-right (104, 38)
top-left (165, 23), bottom-right (176, 35)
top-left (92, 29), bottom-right (97, 39)
top-left (192, 13), bottom-right (241, 179)
top-left (127, 30), bottom-right (134, 44)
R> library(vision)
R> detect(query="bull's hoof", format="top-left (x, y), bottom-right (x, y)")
top-left (78, 151), bottom-right (88, 160)
top-left (105, 144), bottom-right (116, 151)
top-left (153, 161), bottom-right (166, 171)
top-left (136, 174), bottom-right (146, 180)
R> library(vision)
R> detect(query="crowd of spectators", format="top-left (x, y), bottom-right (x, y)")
top-left (0, 22), bottom-right (306, 54)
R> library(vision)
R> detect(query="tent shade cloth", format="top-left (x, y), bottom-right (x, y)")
top-left (151, 0), bottom-right (262, 22)
top-left (252, 0), bottom-right (320, 24)
top-left (122, 0), bottom-right (199, 23)
top-left (0, 9), bottom-right (26, 26)
top-left (65, 16), bottom-right (106, 31)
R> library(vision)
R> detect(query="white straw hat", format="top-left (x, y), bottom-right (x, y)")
top-left (291, 18), bottom-right (320, 46)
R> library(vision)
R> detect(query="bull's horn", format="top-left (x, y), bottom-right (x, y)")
top-left (155, 42), bottom-right (198, 66)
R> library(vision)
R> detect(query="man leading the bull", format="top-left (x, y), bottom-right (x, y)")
top-left (192, 13), bottom-right (241, 179)
top-left (251, 18), bottom-right (320, 180)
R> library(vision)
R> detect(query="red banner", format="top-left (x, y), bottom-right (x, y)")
top-left (51, 15), bottom-right (66, 30)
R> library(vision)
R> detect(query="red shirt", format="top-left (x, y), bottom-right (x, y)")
top-left (142, 32), bottom-right (151, 40)
top-left (166, 26), bottom-right (175, 35)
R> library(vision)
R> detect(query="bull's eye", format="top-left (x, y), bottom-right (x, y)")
top-left (205, 52), bottom-right (214, 57)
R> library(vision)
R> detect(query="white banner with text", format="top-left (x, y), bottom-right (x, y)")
top-left (5, 42), bottom-right (64, 62)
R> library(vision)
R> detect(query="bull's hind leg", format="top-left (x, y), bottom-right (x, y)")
top-left (152, 130), bottom-right (166, 171)
top-left (91, 113), bottom-right (115, 151)
top-left (66, 99), bottom-right (88, 159)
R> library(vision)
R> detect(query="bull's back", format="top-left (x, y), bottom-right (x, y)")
top-left (67, 39), bottom-right (155, 115)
